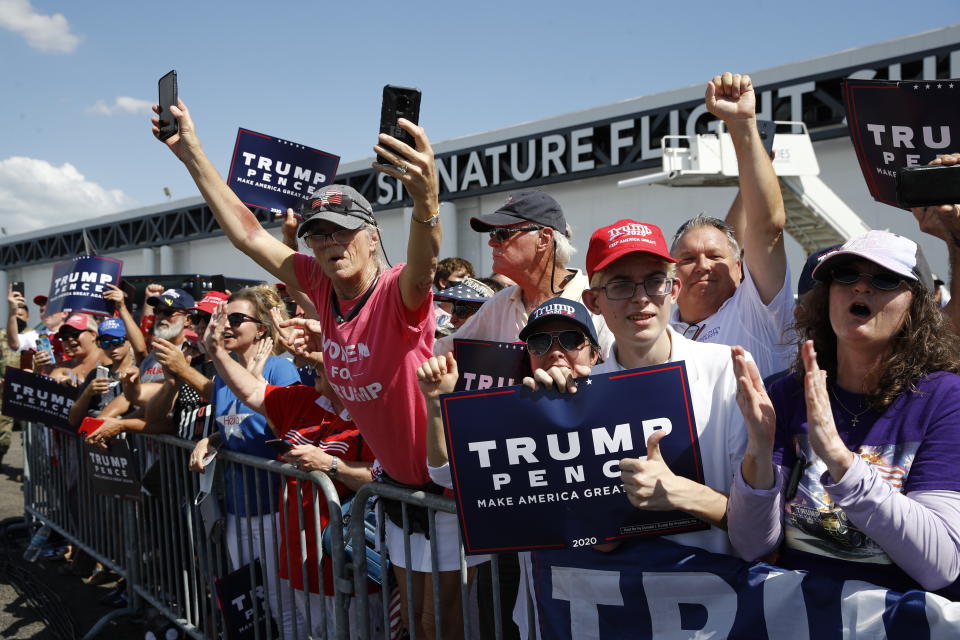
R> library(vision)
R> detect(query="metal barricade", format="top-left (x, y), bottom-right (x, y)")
top-left (21, 421), bottom-right (361, 640)
top-left (348, 482), bottom-right (534, 640)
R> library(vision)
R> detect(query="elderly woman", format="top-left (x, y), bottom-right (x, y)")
top-left (154, 98), bottom-right (444, 635)
top-left (730, 230), bottom-right (960, 598)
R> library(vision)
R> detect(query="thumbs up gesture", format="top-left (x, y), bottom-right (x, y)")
top-left (619, 430), bottom-right (679, 511)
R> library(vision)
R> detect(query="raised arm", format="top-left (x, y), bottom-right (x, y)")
top-left (911, 153), bottom-right (960, 330)
top-left (373, 120), bottom-right (442, 312)
top-left (204, 303), bottom-right (268, 414)
top-left (5, 286), bottom-right (23, 351)
top-left (152, 100), bottom-right (298, 285)
top-left (415, 352), bottom-right (460, 469)
top-left (707, 73), bottom-right (787, 303)
top-left (103, 284), bottom-right (148, 364)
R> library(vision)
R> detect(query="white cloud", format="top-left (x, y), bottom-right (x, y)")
top-left (86, 96), bottom-right (153, 116)
top-left (0, 0), bottom-right (81, 53)
top-left (0, 157), bottom-right (135, 236)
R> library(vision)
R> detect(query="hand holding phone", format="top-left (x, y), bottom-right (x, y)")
top-left (157, 70), bottom-right (178, 141)
top-left (377, 85), bottom-right (422, 166)
top-left (265, 438), bottom-right (293, 455)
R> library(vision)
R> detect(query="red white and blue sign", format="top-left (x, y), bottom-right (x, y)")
top-left (226, 128), bottom-right (340, 215)
top-left (441, 362), bottom-right (706, 554)
top-left (45, 255), bottom-right (123, 317)
top-left (843, 78), bottom-right (960, 208)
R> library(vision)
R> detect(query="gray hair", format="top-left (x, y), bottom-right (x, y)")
top-left (553, 224), bottom-right (576, 266)
top-left (671, 214), bottom-right (741, 259)
top-left (364, 223), bottom-right (389, 270)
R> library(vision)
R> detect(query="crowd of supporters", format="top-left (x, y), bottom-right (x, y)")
top-left (2, 71), bottom-right (960, 639)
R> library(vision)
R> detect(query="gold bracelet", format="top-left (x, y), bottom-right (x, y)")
top-left (413, 207), bottom-right (441, 227)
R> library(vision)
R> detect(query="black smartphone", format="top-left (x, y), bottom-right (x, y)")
top-left (11, 282), bottom-right (24, 296)
top-left (265, 438), bottom-right (293, 455)
top-left (209, 274), bottom-right (226, 293)
top-left (896, 164), bottom-right (960, 208)
top-left (158, 70), bottom-right (179, 141)
top-left (377, 85), bottom-right (422, 165)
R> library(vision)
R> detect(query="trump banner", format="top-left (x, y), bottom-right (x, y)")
top-left (441, 362), bottom-right (706, 554)
top-left (226, 128), bottom-right (340, 215)
top-left (84, 438), bottom-right (141, 499)
top-left (453, 339), bottom-right (531, 392)
top-left (528, 537), bottom-right (960, 639)
top-left (842, 78), bottom-right (960, 207)
top-left (2, 367), bottom-right (77, 429)
top-left (45, 255), bottom-right (123, 317)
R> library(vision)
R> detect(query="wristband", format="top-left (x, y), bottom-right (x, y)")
top-left (413, 207), bottom-right (441, 227)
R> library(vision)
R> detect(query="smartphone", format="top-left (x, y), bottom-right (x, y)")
top-left (265, 438), bottom-right (293, 455)
top-left (95, 365), bottom-right (110, 379)
top-left (11, 282), bottom-right (24, 296)
top-left (209, 274), bottom-right (226, 294)
top-left (78, 417), bottom-right (103, 438)
top-left (896, 164), bottom-right (960, 208)
top-left (157, 70), bottom-right (179, 141)
top-left (377, 85), bottom-right (422, 165)
top-left (18, 350), bottom-right (34, 371)
top-left (36, 335), bottom-right (55, 362)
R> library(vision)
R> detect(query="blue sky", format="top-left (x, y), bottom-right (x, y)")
top-left (1, 0), bottom-right (957, 236)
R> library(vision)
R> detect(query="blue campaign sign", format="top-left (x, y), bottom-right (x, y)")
top-left (529, 537), bottom-right (960, 639)
top-left (226, 128), bottom-right (341, 215)
top-left (441, 362), bottom-right (707, 554)
top-left (843, 79), bottom-right (960, 207)
top-left (452, 339), bottom-right (531, 392)
top-left (45, 255), bottom-right (123, 317)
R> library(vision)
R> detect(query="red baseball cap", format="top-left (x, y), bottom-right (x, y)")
top-left (586, 220), bottom-right (676, 279)
top-left (189, 291), bottom-right (228, 315)
top-left (33, 295), bottom-right (48, 306)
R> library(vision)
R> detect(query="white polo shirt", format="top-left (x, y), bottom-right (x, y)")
top-left (434, 269), bottom-right (614, 358)
top-left (670, 260), bottom-right (794, 379)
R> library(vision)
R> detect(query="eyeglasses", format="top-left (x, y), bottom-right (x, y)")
top-left (97, 336), bottom-right (126, 348)
top-left (525, 330), bottom-right (589, 357)
top-left (488, 226), bottom-right (542, 243)
top-left (305, 227), bottom-right (362, 246)
top-left (452, 302), bottom-right (482, 318)
top-left (226, 312), bottom-right (263, 328)
top-left (831, 266), bottom-right (905, 291)
top-left (594, 276), bottom-right (674, 300)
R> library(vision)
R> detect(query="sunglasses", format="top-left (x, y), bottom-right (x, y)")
top-left (525, 330), bottom-right (589, 357)
top-left (59, 328), bottom-right (91, 341)
top-left (154, 307), bottom-right (186, 318)
top-left (594, 276), bottom-right (674, 300)
top-left (226, 312), bottom-right (263, 328)
top-left (97, 336), bottom-right (126, 348)
top-left (831, 266), bottom-right (905, 291)
top-left (452, 302), bottom-right (482, 318)
top-left (488, 226), bottom-right (542, 243)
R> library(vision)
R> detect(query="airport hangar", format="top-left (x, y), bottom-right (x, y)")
top-left (3, 26), bottom-right (960, 300)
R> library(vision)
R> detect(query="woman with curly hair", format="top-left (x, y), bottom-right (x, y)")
top-left (729, 230), bottom-right (960, 598)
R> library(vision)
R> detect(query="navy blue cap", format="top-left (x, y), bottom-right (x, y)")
top-left (434, 277), bottom-right (495, 303)
top-left (146, 288), bottom-right (196, 311)
top-left (797, 244), bottom-right (841, 297)
top-left (519, 298), bottom-right (599, 346)
top-left (470, 191), bottom-right (566, 233)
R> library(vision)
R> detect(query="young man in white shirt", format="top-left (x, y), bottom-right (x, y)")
top-left (580, 219), bottom-right (749, 555)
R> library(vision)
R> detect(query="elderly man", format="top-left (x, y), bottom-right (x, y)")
top-left (669, 73), bottom-right (793, 378)
top-left (435, 190), bottom-right (613, 356)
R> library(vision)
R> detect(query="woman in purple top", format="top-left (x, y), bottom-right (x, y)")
top-left (729, 230), bottom-right (960, 598)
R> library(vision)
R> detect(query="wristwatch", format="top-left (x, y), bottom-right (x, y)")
top-left (327, 456), bottom-right (340, 477)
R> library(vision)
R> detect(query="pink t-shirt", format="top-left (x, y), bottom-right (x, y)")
top-left (294, 254), bottom-right (434, 485)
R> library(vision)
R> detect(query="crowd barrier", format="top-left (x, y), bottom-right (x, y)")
top-left (21, 421), bottom-right (524, 640)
